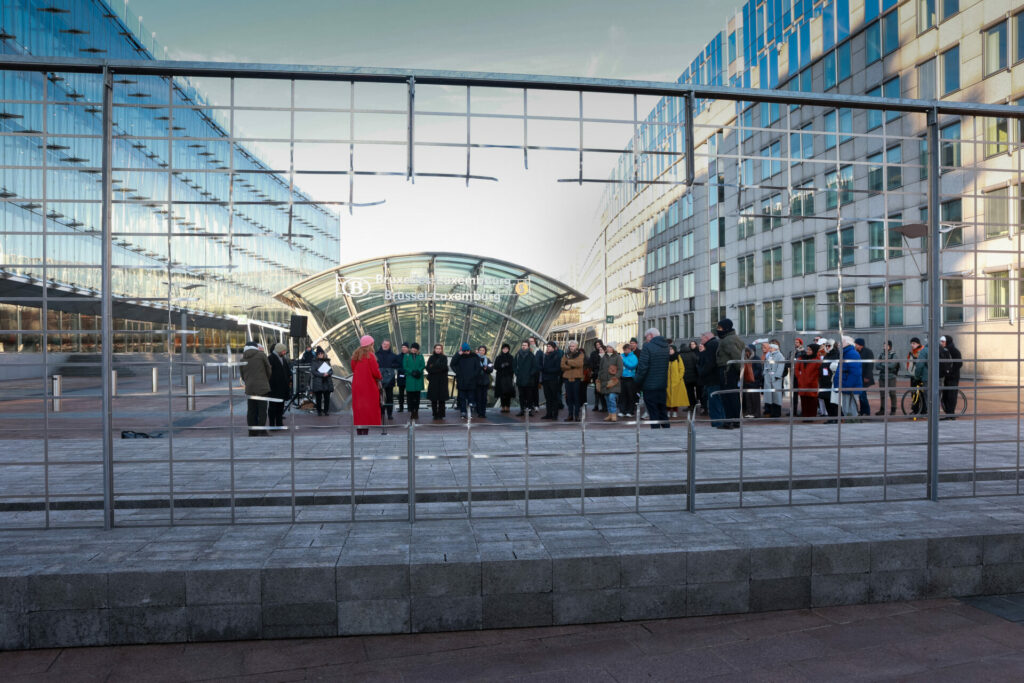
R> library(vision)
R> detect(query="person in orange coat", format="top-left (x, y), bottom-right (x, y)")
top-left (794, 343), bottom-right (822, 420)
top-left (351, 335), bottom-right (382, 435)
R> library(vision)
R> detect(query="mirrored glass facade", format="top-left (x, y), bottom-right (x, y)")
top-left (1, 0), bottom-right (340, 356)
top-left (276, 253), bottom-right (584, 375)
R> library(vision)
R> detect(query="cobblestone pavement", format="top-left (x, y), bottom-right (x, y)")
top-left (3, 598), bottom-right (1024, 681)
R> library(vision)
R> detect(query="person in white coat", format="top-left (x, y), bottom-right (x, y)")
top-left (761, 341), bottom-right (787, 418)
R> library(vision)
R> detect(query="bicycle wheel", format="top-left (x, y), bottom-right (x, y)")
top-left (900, 390), bottom-right (915, 415)
top-left (957, 390), bottom-right (967, 417)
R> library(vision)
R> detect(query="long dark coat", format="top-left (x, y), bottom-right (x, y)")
top-left (494, 351), bottom-right (516, 399)
top-left (268, 352), bottom-right (291, 400)
top-left (450, 352), bottom-right (481, 392)
top-left (426, 353), bottom-right (450, 401)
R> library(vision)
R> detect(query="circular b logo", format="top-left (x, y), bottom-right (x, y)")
top-left (514, 280), bottom-right (530, 296)
top-left (340, 278), bottom-right (372, 298)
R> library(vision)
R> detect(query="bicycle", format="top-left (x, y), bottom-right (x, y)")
top-left (900, 384), bottom-right (967, 418)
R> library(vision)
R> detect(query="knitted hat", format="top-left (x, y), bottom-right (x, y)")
top-left (359, 335), bottom-right (374, 347)
top-left (717, 318), bottom-right (734, 331)
top-left (461, 342), bottom-right (471, 351)
top-left (273, 343), bottom-right (286, 353)
top-left (410, 342), bottom-right (420, 350)
top-left (854, 338), bottom-right (865, 346)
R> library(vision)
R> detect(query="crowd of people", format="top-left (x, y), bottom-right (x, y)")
top-left (239, 324), bottom-right (966, 436)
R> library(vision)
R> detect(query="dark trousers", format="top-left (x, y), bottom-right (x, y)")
top-left (706, 384), bottom-right (724, 427)
top-left (594, 384), bottom-right (606, 411)
top-left (474, 385), bottom-right (489, 417)
top-left (878, 388), bottom-right (898, 414)
top-left (247, 395), bottom-right (268, 436)
top-left (942, 379), bottom-right (959, 415)
top-left (500, 392), bottom-right (513, 409)
top-left (684, 381), bottom-right (697, 410)
top-left (643, 388), bottom-right (669, 428)
top-left (381, 384), bottom-right (395, 419)
top-left (517, 384), bottom-right (532, 412)
top-left (722, 368), bottom-right (741, 425)
top-left (564, 379), bottom-right (582, 420)
top-left (696, 383), bottom-right (707, 413)
top-left (268, 398), bottom-right (285, 428)
top-left (542, 378), bottom-right (561, 417)
top-left (457, 390), bottom-right (473, 416)
top-left (406, 391), bottom-right (420, 417)
top-left (741, 383), bottom-right (761, 418)
top-left (431, 397), bottom-right (446, 419)
top-left (313, 390), bottom-right (331, 416)
top-left (619, 377), bottom-right (636, 415)
top-left (857, 387), bottom-right (871, 415)
top-left (823, 392), bottom-right (839, 417)
top-left (397, 386), bottom-right (406, 412)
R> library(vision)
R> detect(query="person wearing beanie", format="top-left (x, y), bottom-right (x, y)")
top-left (635, 327), bottom-right (671, 428)
top-left (876, 340), bottom-right (901, 415)
top-left (939, 335), bottom-right (963, 419)
top-left (401, 342), bottom-right (424, 421)
top-left (494, 343), bottom-right (517, 414)
top-left (240, 340), bottom-right (272, 436)
top-left (540, 341), bottom-right (563, 419)
top-left (761, 341), bottom-right (786, 418)
top-left (350, 335), bottom-right (381, 435)
top-left (450, 342), bottom-right (481, 420)
top-left (267, 342), bottom-right (291, 430)
top-left (310, 346), bottom-right (335, 417)
top-left (714, 318), bottom-right (744, 428)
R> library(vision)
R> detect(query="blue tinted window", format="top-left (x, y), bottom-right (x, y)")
top-left (865, 22), bottom-right (881, 64)
top-left (823, 52), bottom-right (837, 90)
top-left (942, 0), bottom-right (958, 19)
top-left (867, 87), bottom-right (882, 130)
top-left (837, 0), bottom-right (850, 38)
top-left (883, 78), bottom-right (901, 121)
top-left (942, 46), bottom-right (959, 94)
top-left (800, 22), bottom-right (811, 67)
top-left (728, 31), bottom-right (737, 63)
top-left (864, 0), bottom-right (880, 21)
top-left (883, 12), bottom-right (899, 54)
top-left (838, 42), bottom-right (851, 81)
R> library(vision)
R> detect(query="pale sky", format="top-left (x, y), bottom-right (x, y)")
top-left (129, 0), bottom-right (738, 282)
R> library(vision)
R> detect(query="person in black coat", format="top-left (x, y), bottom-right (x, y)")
top-left (853, 338), bottom-right (875, 416)
top-left (514, 340), bottom-right (539, 416)
top-left (396, 342), bottom-right (409, 413)
top-left (426, 344), bottom-right (449, 420)
top-left (494, 343), bottom-right (516, 413)
top-left (820, 341), bottom-right (840, 421)
top-left (939, 334), bottom-right (963, 419)
top-left (449, 343), bottom-right (481, 419)
top-left (680, 341), bottom-right (699, 412)
top-left (267, 343), bottom-right (291, 429)
top-left (589, 341), bottom-right (606, 412)
top-left (375, 340), bottom-right (401, 420)
top-left (696, 332), bottom-right (720, 419)
top-left (539, 341), bottom-right (563, 420)
top-left (634, 328), bottom-right (670, 428)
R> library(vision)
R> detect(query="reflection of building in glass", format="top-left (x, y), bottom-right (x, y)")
top-left (275, 253), bottom-right (584, 375)
top-left (576, 0), bottom-right (1023, 379)
top-left (0, 0), bottom-right (339, 355)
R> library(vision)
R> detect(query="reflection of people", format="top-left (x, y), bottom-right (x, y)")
top-left (240, 340), bottom-right (271, 437)
top-left (351, 335), bottom-right (381, 435)
top-left (310, 347), bottom-right (334, 417)
top-left (426, 344), bottom-right (449, 421)
top-left (267, 343), bottom-right (290, 429)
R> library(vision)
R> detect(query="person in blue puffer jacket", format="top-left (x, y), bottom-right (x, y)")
top-left (834, 335), bottom-right (863, 420)
top-left (619, 343), bottom-right (639, 417)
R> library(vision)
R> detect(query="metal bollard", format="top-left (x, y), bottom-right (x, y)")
top-left (111, 369), bottom-right (118, 397)
top-left (51, 374), bottom-right (62, 413)
top-left (200, 363), bottom-right (207, 384)
top-left (217, 365), bottom-right (223, 381)
top-left (186, 374), bottom-right (196, 411)
top-left (151, 366), bottom-right (159, 393)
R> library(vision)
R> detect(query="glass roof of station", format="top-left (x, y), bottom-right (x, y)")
top-left (275, 253), bottom-right (585, 374)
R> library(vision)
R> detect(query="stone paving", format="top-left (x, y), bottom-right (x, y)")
top-left (4, 597), bottom-right (1024, 681)
top-left (5, 495), bottom-right (1024, 650)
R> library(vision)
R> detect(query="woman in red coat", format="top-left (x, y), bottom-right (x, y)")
top-left (351, 335), bottom-right (382, 435)
top-left (794, 344), bottom-right (822, 420)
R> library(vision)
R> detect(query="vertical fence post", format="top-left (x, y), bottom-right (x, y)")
top-left (687, 410), bottom-right (696, 513)
top-left (408, 420), bottom-right (416, 523)
top-left (926, 107), bottom-right (941, 501)
top-left (186, 375), bottom-right (196, 411)
top-left (100, 66), bottom-right (115, 530)
top-left (111, 369), bottom-right (118, 397)
top-left (151, 366), bottom-right (159, 393)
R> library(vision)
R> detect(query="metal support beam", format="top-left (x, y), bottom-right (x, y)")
top-left (100, 66), bottom-right (115, 530)
top-left (407, 76), bottom-right (415, 182)
top-left (926, 108), bottom-right (941, 501)
top-left (683, 92), bottom-right (695, 187)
